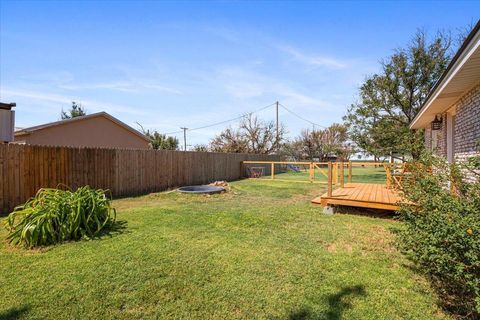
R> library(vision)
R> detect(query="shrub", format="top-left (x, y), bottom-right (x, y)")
top-left (4, 186), bottom-right (116, 248)
top-left (396, 155), bottom-right (480, 318)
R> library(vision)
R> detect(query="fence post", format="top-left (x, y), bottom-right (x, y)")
top-left (271, 162), bottom-right (275, 180)
top-left (310, 162), bottom-right (315, 182)
top-left (340, 161), bottom-right (345, 188)
top-left (348, 161), bottom-right (352, 183)
top-left (336, 163), bottom-right (339, 184)
top-left (327, 162), bottom-right (333, 197)
top-left (332, 163), bottom-right (337, 185)
top-left (240, 161), bottom-right (245, 178)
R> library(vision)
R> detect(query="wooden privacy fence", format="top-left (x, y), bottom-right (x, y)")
top-left (0, 144), bottom-right (279, 215)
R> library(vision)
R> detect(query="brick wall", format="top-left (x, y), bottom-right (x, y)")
top-left (454, 84), bottom-right (480, 182)
top-left (425, 114), bottom-right (447, 157)
top-left (425, 127), bottom-right (432, 149)
top-left (437, 113), bottom-right (448, 157)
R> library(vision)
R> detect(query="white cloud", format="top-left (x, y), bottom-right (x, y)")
top-left (224, 81), bottom-right (266, 99)
top-left (215, 65), bottom-right (330, 108)
top-left (1, 88), bottom-right (147, 116)
top-left (59, 80), bottom-right (183, 94)
top-left (278, 45), bottom-right (347, 69)
top-left (19, 70), bottom-right (75, 85)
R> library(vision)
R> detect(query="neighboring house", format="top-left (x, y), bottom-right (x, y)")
top-left (14, 112), bottom-right (150, 149)
top-left (410, 20), bottom-right (480, 179)
top-left (0, 102), bottom-right (15, 143)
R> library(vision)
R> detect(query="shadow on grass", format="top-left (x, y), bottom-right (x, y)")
top-left (94, 220), bottom-right (128, 240)
top-left (325, 285), bottom-right (366, 320)
top-left (399, 260), bottom-right (478, 319)
top-left (0, 305), bottom-right (30, 320)
top-left (351, 174), bottom-right (387, 184)
top-left (289, 285), bottom-right (367, 320)
top-left (334, 206), bottom-right (398, 220)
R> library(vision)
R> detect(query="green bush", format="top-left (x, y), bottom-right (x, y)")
top-left (4, 186), bottom-right (116, 248)
top-left (396, 155), bottom-right (480, 318)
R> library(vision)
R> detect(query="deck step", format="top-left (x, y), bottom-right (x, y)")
top-left (312, 183), bottom-right (400, 211)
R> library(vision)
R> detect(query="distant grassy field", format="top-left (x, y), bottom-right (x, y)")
top-left (0, 179), bottom-right (447, 319)
top-left (258, 164), bottom-right (387, 184)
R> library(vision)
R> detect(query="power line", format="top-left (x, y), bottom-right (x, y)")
top-left (187, 114), bottom-right (250, 132)
top-left (163, 129), bottom-right (184, 135)
top-left (163, 101), bottom-right (327, 138)
top-left (163, 102), bottom-right (277, 135)
top-left (188, 102), bottom-right (277, 132)
top-left (278, 103), bottom-right (327, 129)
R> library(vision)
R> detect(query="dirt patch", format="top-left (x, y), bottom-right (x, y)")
top-left (282, 193), bottom-right (312, 204)
top-left (209, 181), bottom-right (231, 192)
top-left (1, 239), bottom-right (52, 254)
top-left (324, 224), bottom-right (398, 255)
top-left (326, 243), bottom-right (337, 252)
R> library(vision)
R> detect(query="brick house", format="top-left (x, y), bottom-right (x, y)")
top-left (410, 20), bottom-right (480, 179)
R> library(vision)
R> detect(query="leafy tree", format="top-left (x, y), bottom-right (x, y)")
top-left (145, 131), bottom-right (179, 150)
top-left (240, 115), bottom-right (286, 154)
top-left (283, 123), bottom-right (353, 161)
top-left (210, 114), bottom-right (286, 154)
top-left (344, 30), bottom-right (452, 159)
top-left (61, 101), bottom-right (86, 119)
top-left (210, 127), bottom-right (248, 153)
top-left (136, 123), bottom-right (179, 150)
top-left (192, 144), bottom-right (209, 152)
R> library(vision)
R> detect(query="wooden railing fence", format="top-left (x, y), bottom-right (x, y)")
top-left (0, 144), bottom-right (279, 215)
top-left (242, 160), bottom-right (389, 197)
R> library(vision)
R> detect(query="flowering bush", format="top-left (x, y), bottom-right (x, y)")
top-left (396, 154), bottom-right (480, 318)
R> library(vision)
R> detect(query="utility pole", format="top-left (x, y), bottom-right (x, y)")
top-left (275, 101), bottom-right (279, 152)
top-left (180, 127), bottom-right (188, 151)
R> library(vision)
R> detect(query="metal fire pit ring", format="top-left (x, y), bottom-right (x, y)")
top-left (177, 185), bottom-right (225, 194)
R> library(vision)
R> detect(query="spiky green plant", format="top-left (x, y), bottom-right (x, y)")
top-left (4, 186), bottom-right (116, 248)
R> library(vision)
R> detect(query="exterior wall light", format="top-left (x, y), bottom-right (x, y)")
top-left (431, 115), bottom-right (443, 130)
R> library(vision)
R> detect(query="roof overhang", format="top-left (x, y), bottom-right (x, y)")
top-left (0, 102), bottom-right (16, 110)
top-left (410, 21), bottom-right (480, 129)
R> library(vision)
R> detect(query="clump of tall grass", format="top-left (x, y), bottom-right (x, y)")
top-left (4, 186), bottom-right (116, 248)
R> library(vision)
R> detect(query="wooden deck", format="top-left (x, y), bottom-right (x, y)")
top-left (311, 183), bottom-right (401, 211)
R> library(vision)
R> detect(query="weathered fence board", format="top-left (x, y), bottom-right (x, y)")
top-left (0, 144), bottom-right (278, 214)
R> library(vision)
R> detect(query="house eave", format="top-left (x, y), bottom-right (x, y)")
top-left (410, 20), bottom-right (480, 129)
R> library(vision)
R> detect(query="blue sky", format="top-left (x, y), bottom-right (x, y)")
top-left (1, 1), bottom-right (479, 147)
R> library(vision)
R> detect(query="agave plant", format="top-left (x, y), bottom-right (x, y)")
top-left (4, 186), bottom-right (116, 248)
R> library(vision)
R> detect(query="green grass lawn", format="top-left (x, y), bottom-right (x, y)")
top-left (0, 179), bottom-right (448, 319)
top-left (259, 165), bottom-right (387, 184)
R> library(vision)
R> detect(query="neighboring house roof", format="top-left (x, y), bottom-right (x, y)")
top-left (15, 112), bottom-right (150, 142)
top-left (410, 20), bottom-right (480, 129)
top-left (0, 102), bottom-right (16, 110)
